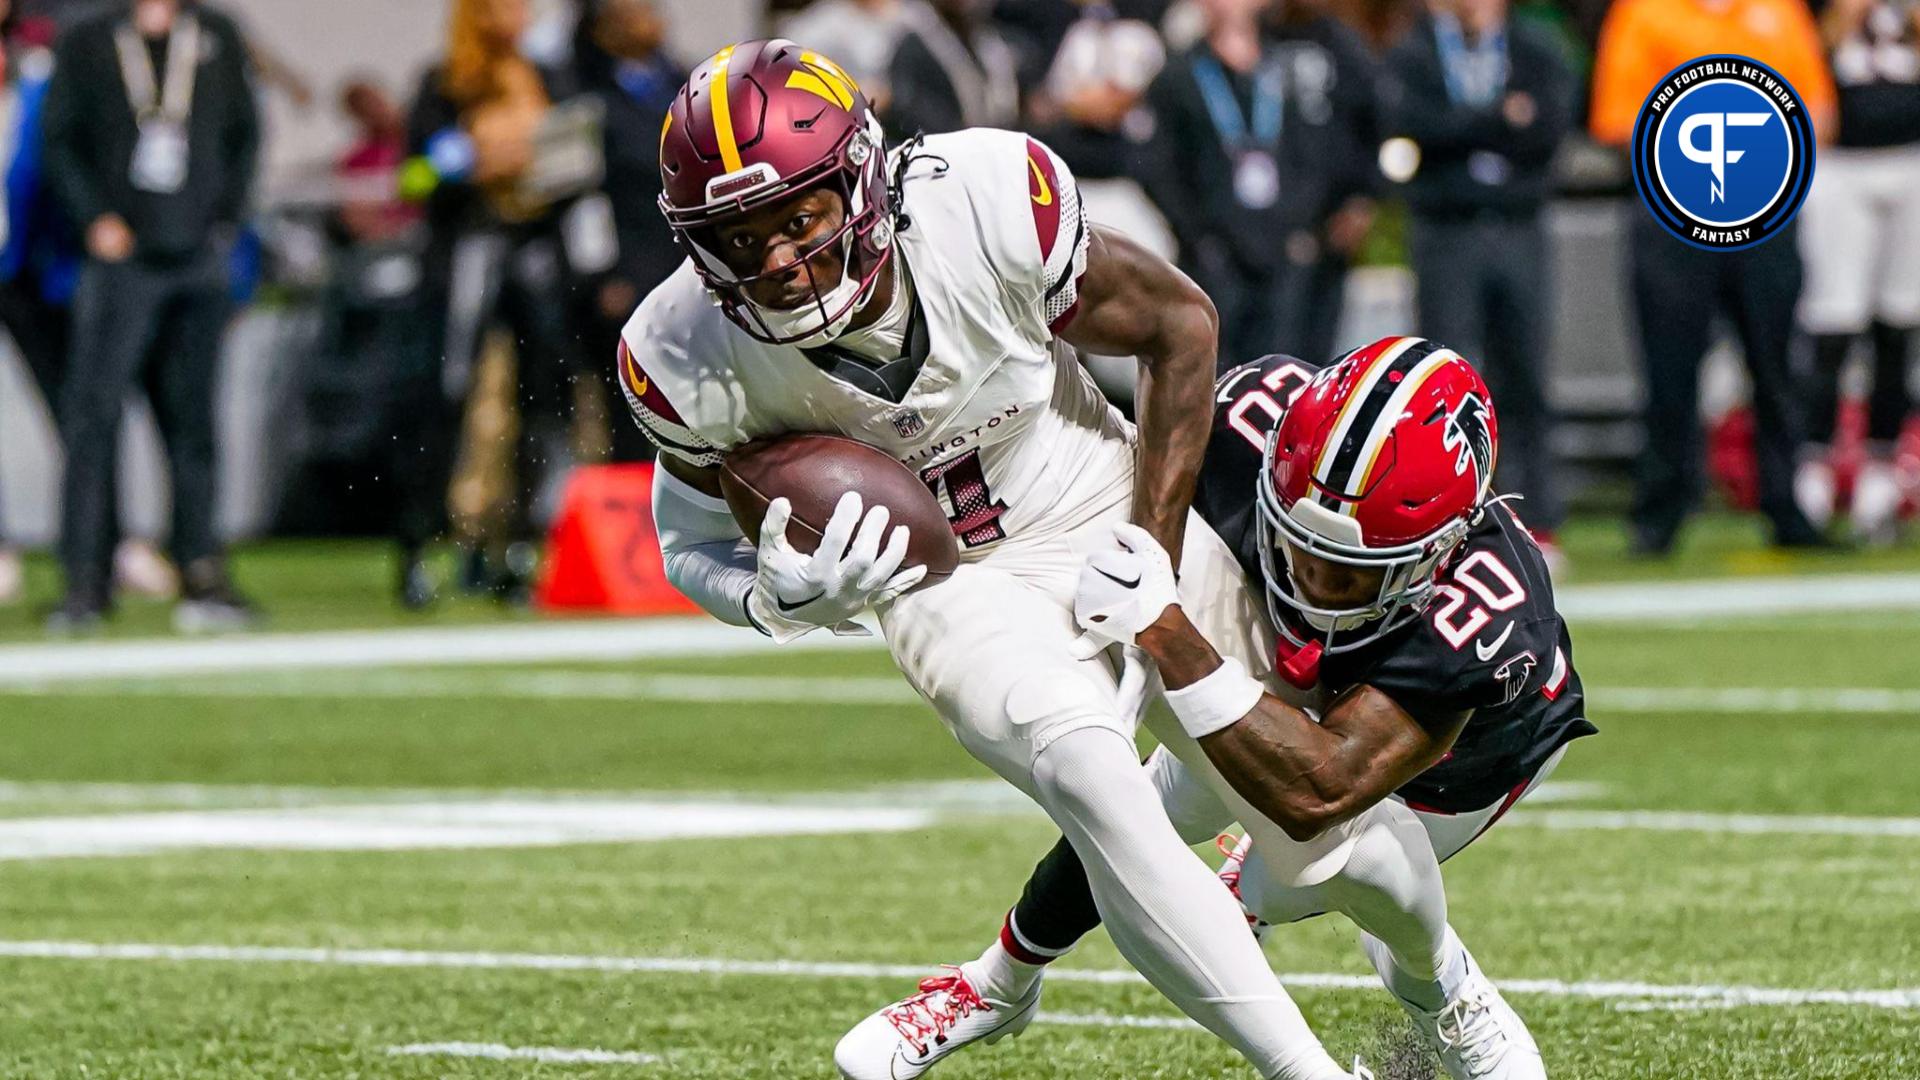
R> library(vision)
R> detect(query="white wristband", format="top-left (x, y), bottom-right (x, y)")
top-left (1163, 657), bottom-right (1265, 741)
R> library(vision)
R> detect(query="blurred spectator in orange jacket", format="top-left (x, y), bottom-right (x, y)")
top-left (1590, 0), bottom-right (1837, 556)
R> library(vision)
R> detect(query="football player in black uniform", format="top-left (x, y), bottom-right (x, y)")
top-left (840, 337), bottom-right (1595, 1080)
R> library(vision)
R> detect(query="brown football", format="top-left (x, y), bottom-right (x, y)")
top-left (719, 433), bottom-right (960, 588)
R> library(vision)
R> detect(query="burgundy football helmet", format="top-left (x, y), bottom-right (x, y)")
top-left (657, 39), bottom-right (895, 346)
top-left (1257, 336), bottom-right (1500, 654)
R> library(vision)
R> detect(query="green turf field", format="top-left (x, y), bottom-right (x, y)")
top-left (0, 530), bottom-right (1915, 1078)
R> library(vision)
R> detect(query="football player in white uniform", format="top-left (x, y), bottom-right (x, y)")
top-left (625, 39), bottom-right (1364, 1080)
top-left (848, 340), bottom-right (1595, 1080)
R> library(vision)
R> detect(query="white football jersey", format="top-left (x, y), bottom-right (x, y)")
top-left (619, 128), bottom-right (1134, 555)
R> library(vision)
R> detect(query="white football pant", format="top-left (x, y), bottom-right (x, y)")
top-left (880, 504), bottom-right (1351, 1080)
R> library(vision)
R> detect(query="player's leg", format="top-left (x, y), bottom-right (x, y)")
top-left (1627, 219), bottom-right (1715, 553)
top-left (1032, 726), bottom-right (1349, 1080)
top-left (970, 743), bottom-right (1235, 1004)
top-left (1731, 227), bottom-right (1817, 544)
top-left (1236, 799), bottom-right (1544, 1080)
top-left (1795, 148), bottom-right (1878, 533)
top-left (1857, 147), bottom-right (1920, 544)
top-left (839, 558), bottom-right (1352, 1080)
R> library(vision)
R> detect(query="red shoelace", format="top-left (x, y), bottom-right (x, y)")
top-left (882, 967), bottom-right (990, 1056)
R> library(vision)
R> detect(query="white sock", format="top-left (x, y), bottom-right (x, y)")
top-left (1434, 927), bottom-right (1471, 1003)
top-left (1853, 458), bottom-right (1902, 540)
top-left (1031, 728), bottom-right (1351, 1080)
top-left (1362, 925), bottom-right (1469, 1013)
top-left (965, 936), bottom-right (1047, 1003)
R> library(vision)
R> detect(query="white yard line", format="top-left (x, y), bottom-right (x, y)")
top-left (1, 572), bottom-right (1918, 686)
top-left (0, 940), bottom-right (1914, 1012)
top-left (1602, 687), bottom-right (1920, 714)
top-left (1506, 810), bottom-right (1920, 838)
top-left (5, 781), bottom-right (1920, 855)
top-left (12, 668), bottom-right (1920, 719)
top-left (388, 1042), bottom-right (661, 1065)
top-left (1554, 572), bottom-right (1920, 621)
top-left (0, 800), bottom-right (935, 860)
top-left (6, 671), bottom-right (924, 705)
top-left (0, 616), bottom-right (868, 687)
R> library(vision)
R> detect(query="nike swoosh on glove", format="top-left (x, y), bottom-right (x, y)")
top-left (747, 491), bottom-right (928, 644)
top-left (1069, 521), bottom-right (1180, 659)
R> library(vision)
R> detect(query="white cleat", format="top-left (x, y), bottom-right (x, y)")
top-left (834, 964), bottom-right (1040, 1080)
top-left (1795, 458), bottom-right (1836, 532)
top-left (1394, 947), bottom-right (1545, 1080)
top-left (1851, 460), bottom-right (1903, 547)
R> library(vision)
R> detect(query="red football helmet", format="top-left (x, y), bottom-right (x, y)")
top-left (1257, 336), bottom-right (1500, 653)
top-left (658, 39), bottom-right (895, 346)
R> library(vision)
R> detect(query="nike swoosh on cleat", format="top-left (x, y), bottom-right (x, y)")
top-left (1475, 622), bottom-right (1515, 662)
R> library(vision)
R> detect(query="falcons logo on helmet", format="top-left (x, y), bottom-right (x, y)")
top-left (1443, 393), bottom-right (1495, 486)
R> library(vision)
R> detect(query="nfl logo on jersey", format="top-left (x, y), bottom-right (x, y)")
top-left (890, 409), bottom-right (927, 439)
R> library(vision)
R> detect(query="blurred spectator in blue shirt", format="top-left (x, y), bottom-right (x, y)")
top-left (1380, 0), bottom-right (1573, 550)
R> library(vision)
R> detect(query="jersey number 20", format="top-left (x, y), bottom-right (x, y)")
top-left (1430, 551), bottom-right (1527, 650)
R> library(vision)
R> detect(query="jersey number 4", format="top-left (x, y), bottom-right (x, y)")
top-left (921, 450), bottom-right (1008, 548)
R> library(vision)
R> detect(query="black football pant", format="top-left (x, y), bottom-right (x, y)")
top-left (0, 275), bottom-right (71, 544)
top-left (1411, 212), bottom-right (1564, 532)
top-left (1628, 216), bottom-right (1815, 548)
top-left (59, 252), bottom-right (228, 602)
top-left (397, 227), bottom-right (582, 554)
top-left (1802, 323), bottom-right (1914, 451)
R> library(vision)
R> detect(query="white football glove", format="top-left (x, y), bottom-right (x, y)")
top-left (747, 491), bottom-right (927, 644)
top-left (1069, 521), bottom-right (1180, 659)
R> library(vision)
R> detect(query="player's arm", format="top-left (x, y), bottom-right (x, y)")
top-left (1138, 605), bottom-right (1467, 842)
top-left (653, 457), bottom-right (757, 629)
top-left (1060, 225), bottom-right (1219, 568)
top-left (1073, 523), bottom-right (1465, 841)
top-left (627, 345), bottom-right (920, 643)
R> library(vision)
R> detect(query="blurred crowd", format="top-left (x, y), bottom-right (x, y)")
top-left (0, 0), bottom-right (1914, 631)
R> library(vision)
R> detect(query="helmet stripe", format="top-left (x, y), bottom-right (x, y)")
top-left (788, 52), bottom-right (858, 109)
top-left (1318, 338), bottom-right (1442, 502)
top-left (1311, 336), bottom-right (1419, 490)
top-left (1344, 347), bottom-right (1459, 511)
top-left (707, 46), bottom-right (744, 174)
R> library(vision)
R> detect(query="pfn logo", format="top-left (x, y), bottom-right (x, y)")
top-left (1677, 111), bottom-right (1771, 204)
top-left (1630, 56), bottom-right (1814, 251)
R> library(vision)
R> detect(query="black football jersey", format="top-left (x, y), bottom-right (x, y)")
top-left (1196, 354), bottom-right (1597, 813)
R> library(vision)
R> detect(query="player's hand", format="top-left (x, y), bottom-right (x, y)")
top-left (747, 491), bottom-right (927, 643)
top-left (1070, 522), bottom-right (1180, 658)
